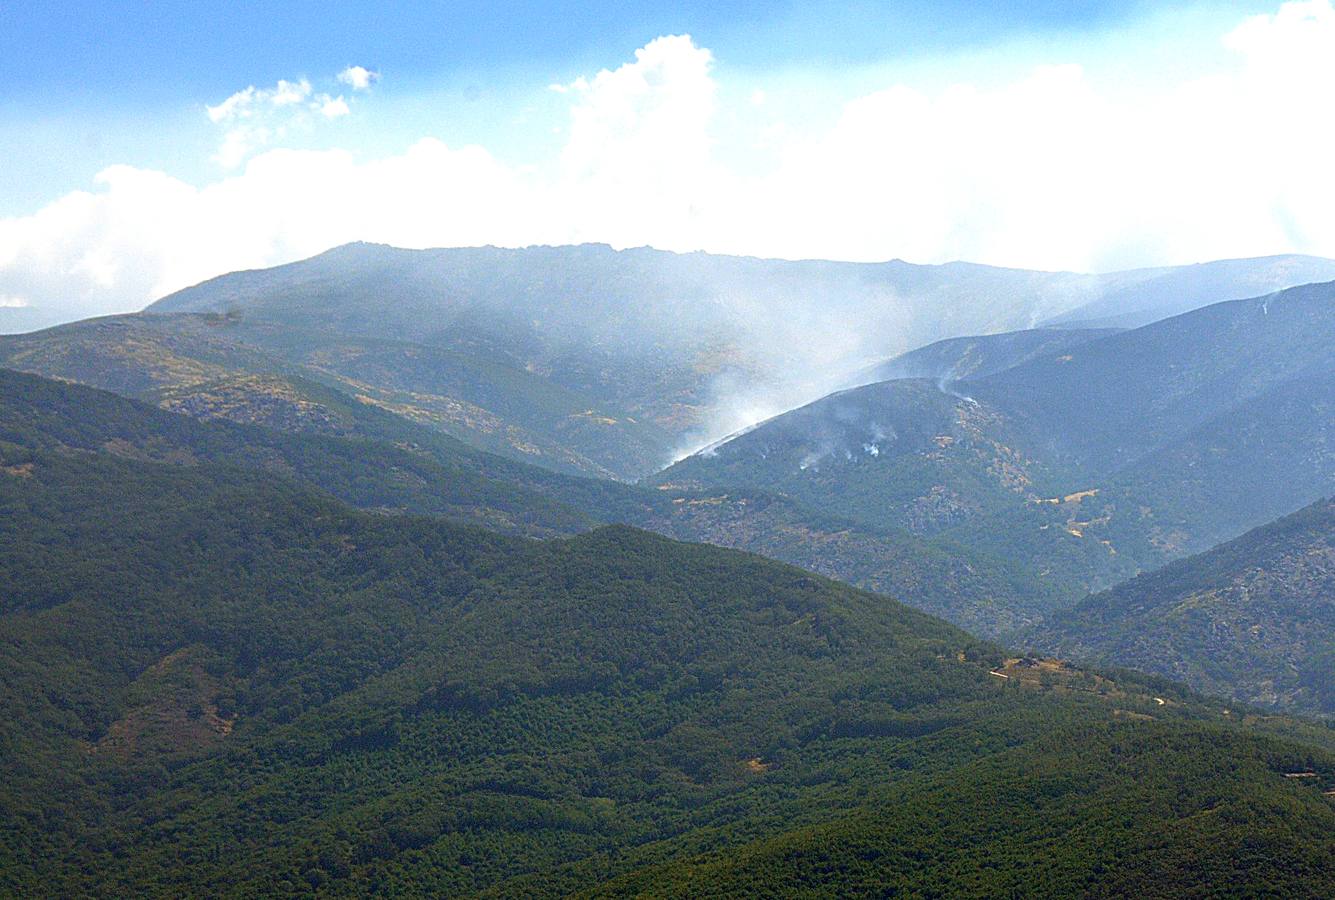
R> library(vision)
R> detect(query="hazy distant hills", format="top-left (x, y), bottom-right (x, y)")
top-left (140, 243), bottom-right (1335, 472)
top-left (1, 244), bottom-right (1329, 480)
top-left (974, 280), bottom-right (1335, 474)
top-left (1043, 254), bottom-right (1335, 330)
top-left (4, 247), bottom-right (1335, 642)
top-left (4, 408), bottom-right (1335, 895)
top-left (146, 241), bottom-right (1101, 364)
top-left (5, 246), bottom-right (1334, 634)
top-left (0, 313), bottom-right (672, 480)
top-left (142, 242), bottom-right (1119, 476)
top-left (1036, 498), bottom-right (1335, 716)
top-left (662, 280), bottom-right (1335, 626)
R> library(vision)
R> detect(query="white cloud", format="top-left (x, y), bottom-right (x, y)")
top-left (319, 96), bottom-right (351, 119)
top-left (206, 79), bottom-right (312, 124)
top-left (4, 3), bottom-right (1335, 328)
top-left (206, 86), bottom-right (256, 123)
top-left (214, 125), bottom-right (270, 169)
top-left (269, 78), bottom-right (312, 107)
top-left (0, 141), bottom-right (532, 325)
top-left (337, 65), bottom-right (378, 90)
top-left (554, 34), bottom-right (720, 248)
top-left (0, 295), bottom-right (28, 308)
top-left (695, 0), bottom-right (1335, 271)
top-left (205, 74), bottom-right (358, 167)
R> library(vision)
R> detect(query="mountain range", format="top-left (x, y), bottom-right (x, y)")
top-left (8, 243), bottom-right (1327, 480)
top-left (662, 279), bottom-right (1335, 627)
top-left (5, 242), bottom-right (1335, 893)
top-left (4, 389), bottom-right (1335, 896)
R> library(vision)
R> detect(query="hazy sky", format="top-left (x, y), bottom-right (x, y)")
top-left (3, 0), bottom-right (1334, 326)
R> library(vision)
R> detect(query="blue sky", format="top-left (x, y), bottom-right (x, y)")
top-left (3, 1), bottom-right (1164, 97)
top-left (0, 0), bottom-right (1245, 208)
top-left (2, 0), bottom-right (1332, 328)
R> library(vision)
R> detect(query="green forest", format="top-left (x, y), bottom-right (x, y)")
top-left (3, 398), bottom-right (1335, 895)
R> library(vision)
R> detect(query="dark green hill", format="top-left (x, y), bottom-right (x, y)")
top-left (3, 444), bottom-right (1334, 895)
top-left (0, 366), bottom-right (602, 537)
top-left (1035, 498), bottom-right (1335, 716)
top-left (595, 723), bottom-right (1335, 898)
top-left (0, 365), bottom-right (1046, 634)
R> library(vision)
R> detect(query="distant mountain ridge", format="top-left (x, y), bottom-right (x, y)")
top-left (974, 280), bottom-right (1335, 474)
top-left (1043, 254), bottom-right (1335, 330)
top-left (140, 242), bottom-right (1335, 473)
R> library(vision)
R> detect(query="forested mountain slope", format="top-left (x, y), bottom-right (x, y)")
top-left (660, 281), bottom-right (1335, 623)
top-left (0, 366), bottom-right (1043, 634)
top-left (0, 313), bottom-right (668, 479)
top-left (598, 724), bottom-right (1335, 898)
top-left (1036, 498), bottom-right (1335, 716)
top-left (6, 263), bottom-right (1335, 638)
top-left (0, 366), bottom-right (603, 537)
top-left (3, 441), bottom-right (1335, 896)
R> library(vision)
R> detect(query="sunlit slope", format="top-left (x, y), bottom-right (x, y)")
top-left (0, 312), bottom-right (668, 479)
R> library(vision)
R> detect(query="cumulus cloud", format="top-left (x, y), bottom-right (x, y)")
top-left (319, 96), bottom-right (351, 119)
top-left (337, 65), bottom-right (378, 90)
top-left (207, 78), bottom-right (313, 123)
top-left (553, 34), bottom-right (720, 247)
top-left (0, 142), bottom-right (528, 325)
top-left (699, 0), bottom-right (1335, 271)
top-left (205, 86), bottom-right (256, 124)
top-left (205, 74), bottom-right (358, 167)
top-left (4, 3), bottom-right (1335, 328)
